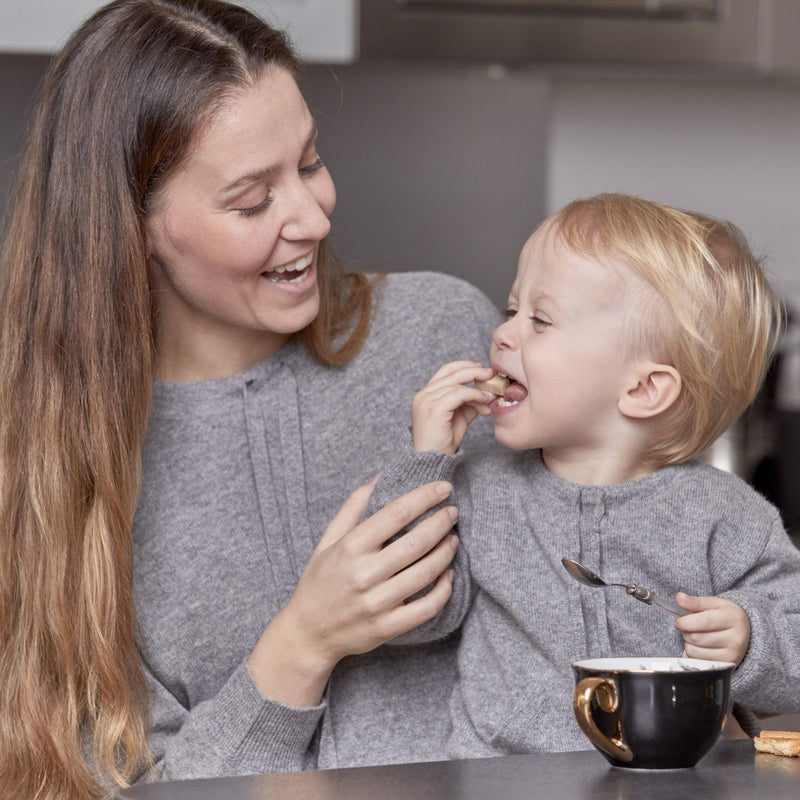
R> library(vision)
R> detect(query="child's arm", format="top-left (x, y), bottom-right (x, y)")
top-left (673, 594), bottom-right (751, 665)
top-left (703, 508), bottom-right (800, 715)
top-left (362, 361), bottom-right (496, 645)
top-left (362, 444), bottom-right (470, 646)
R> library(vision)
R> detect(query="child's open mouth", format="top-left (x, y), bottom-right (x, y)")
top-left (495, 374), bottom-right (528, 408)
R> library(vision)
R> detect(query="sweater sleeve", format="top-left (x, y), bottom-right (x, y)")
top-left (365, 436), bottom-right (473, 644)
top-left (135, 658), bottom-right (325, 783)
top-left (713, 510), bottom-right (800, 715)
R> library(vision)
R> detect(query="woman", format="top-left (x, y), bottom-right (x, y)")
top-left (0, 1), bottom-right (500, 798)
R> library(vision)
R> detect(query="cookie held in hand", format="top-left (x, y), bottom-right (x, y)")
top-left (474, 374), bottom-right (510, 397)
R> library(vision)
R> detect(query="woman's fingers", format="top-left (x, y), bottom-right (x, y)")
top-left (283, 480), bottom-right (460, 667)
top-left (378, 570), bottom-right (456, 639)
top-left (382, 530), bottom-right (459, 603)
top-left (378, 504), bottom-right (459, 578)
top-left (315, 475), bottom-right (379, 552)
top-left (350, 480), bottom-right (453, 552)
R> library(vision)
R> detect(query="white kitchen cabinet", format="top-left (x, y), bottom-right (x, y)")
top-left (238, 1), bottom-right (357, 63)
top-left (0, 0), bottom-right (357, 62)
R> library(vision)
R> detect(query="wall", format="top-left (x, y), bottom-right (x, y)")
top-left (0, 53), bottom-right (49, 222)
top-left (547, 72), bottom-right (800, 310)
top-left (301, 61), bottom-right (549, 309)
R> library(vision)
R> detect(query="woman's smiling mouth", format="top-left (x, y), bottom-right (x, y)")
top-left (263, 251), bottom-right (313, 284)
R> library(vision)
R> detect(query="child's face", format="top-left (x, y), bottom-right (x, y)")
top-left (489, 222), bottom-right (646, 457)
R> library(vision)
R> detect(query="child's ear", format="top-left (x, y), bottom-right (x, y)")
top-left (619, 363), bottom-right (682, 419)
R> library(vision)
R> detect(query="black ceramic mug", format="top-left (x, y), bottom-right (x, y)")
top-left (572, 657), bottom-right (735, 769)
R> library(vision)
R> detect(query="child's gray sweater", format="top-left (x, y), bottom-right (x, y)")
top-left (132, 272), bottom-right (501, 781)
top-left (368, 445), bottom-right (800, 758)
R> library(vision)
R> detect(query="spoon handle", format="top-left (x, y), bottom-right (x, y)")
top-left (649, 593), bottom-right (690, 617)
top-left (627, 585), bottom-right (689, 616)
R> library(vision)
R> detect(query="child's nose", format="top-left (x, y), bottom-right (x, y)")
top-left (492, 317), bottom-right (517, 350)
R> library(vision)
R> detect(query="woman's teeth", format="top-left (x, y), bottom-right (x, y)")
top-left (266, 253), bottom-right (313, 283)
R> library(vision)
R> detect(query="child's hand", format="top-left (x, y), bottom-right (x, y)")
top-left (411, 361), bottom-right (496, 454)
top-left (673, 593), bottom-right (751, 665)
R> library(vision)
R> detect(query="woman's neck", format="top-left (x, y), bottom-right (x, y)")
top-left (156, 327), bottom-right (292, 382)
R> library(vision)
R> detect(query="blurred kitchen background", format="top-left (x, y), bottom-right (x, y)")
top-left (0, 0), bottom-right (798, 541)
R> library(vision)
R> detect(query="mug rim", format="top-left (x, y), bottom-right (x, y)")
top-left (572, 656), bottom-right (735, 673)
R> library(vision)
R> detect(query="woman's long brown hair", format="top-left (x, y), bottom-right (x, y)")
top-left (0, 1), bottom-right (372, 797)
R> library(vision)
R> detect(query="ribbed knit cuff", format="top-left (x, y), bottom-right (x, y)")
top-left (724, 591), bottom-right (779, 712)
top-left (378, 432), bottom-right (459, 493)
top-left (223, 660), bottom-right (326, 774)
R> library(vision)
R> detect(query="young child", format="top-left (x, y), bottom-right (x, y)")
top-left (368, 193), bottom-right (800, 758)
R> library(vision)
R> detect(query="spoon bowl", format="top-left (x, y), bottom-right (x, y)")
top-left (561, 557), bottom-right (688, 617)
top-left (561, 558), bottom-right (628, 589)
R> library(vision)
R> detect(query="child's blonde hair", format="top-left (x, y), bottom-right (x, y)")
top-left (552, 193), bottom-right (782, 466)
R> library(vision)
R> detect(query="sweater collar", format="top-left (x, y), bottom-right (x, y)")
top-left (150, 336), bottom-right (309, 410)
top-left (527, 449), bottom-right (692, 503)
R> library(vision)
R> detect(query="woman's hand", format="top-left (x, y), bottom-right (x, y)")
top-left (248, 478), bottom-right (459, 706)
top-left (673, 593), bottom-right (751, 665)
top-left (411, 361), bottom-right (495, 454)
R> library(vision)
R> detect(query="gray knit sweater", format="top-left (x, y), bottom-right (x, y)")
top-left (131, 272), bottom-right (502, 781)
top-left (368, 444), bottom-right (800, 758)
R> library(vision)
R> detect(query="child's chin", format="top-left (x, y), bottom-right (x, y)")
top-left (493, 426), bottom-right (529, 451)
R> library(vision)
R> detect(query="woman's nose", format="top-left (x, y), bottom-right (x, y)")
top-left (281, 178), bottom-right (335, 242)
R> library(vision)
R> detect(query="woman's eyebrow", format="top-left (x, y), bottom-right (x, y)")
top-left (220, 122), bottom-right (318, 194)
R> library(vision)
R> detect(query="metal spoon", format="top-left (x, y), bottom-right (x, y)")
top-left (561, 557), bottom-right (688, 617)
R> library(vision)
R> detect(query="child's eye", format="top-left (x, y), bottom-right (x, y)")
top-left (504, 307), bottom-right (518, 319)
top-left (299, 156), bottom-right (325, 178)
top-left (531, 315), bottom-right (551, 330)
top-left (237, 193), bottom-right (273, 218)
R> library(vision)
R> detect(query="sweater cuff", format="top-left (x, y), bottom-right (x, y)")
top-left (367, 437), bottom-right (459, 520)
top-left (723, 592), bottom-right (777, 712)
top-left (387, 431), bottom-right (459, 484)
top-left (224, 660), bottom-right (326, 773)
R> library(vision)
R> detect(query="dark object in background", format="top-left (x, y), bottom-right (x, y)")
top-left (776, 409), bottom-right (800, 540)
top-left (751, 308), bottom-right (800, 546)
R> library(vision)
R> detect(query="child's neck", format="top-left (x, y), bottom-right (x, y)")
top-left (541, 446), bottom-right (659, 486)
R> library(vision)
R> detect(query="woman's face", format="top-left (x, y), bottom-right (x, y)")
top-left (146, 66), bottom-right (336, 380)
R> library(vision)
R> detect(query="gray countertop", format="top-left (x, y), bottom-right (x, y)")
top-left (118, 739), bottom-right (799, 800)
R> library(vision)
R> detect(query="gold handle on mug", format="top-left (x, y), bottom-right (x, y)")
top-left (573, 676), bottom-right (634, 762)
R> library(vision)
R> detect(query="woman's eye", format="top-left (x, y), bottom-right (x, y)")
top-left (299, 156), bottom-right (325, 178)
top-left (237, 193), bottom-right (273, 218)
top-left (236, 156), bottom-right (324, 217)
